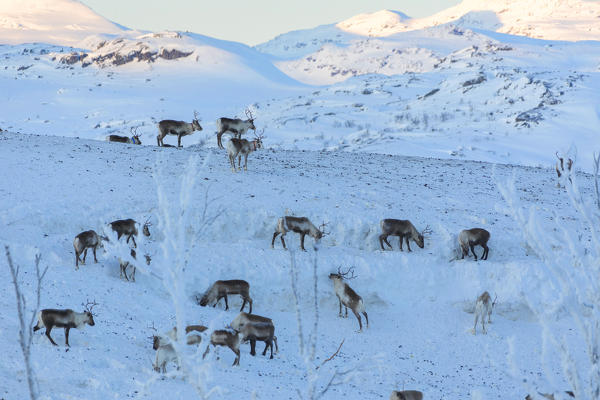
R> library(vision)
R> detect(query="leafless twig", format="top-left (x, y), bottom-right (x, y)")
top-left (316, 339), bottom-right (345, 370)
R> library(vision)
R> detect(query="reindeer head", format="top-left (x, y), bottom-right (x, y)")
top-left (130, 127), bottom-right (142, 145)
top-left (415, 225), bottom-right (432, 249)
top-left (329, 266), bottom-right (356, 281)
top-left (142, 219), bottom-right (152, 237)
top-left (148, 322), bottom-right (159, 349)
top-left (253, 129), bottom-right (265, 149)
top-left (245, 108), bottom-right (256, 130)
top-left (192, 110), bottom-right (203, 131)
top-left (317, 221), bottom-right (330, 240)
top-left (82, 299), bottom-right (98, 326)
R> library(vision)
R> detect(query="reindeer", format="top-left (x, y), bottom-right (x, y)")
top-left (329, 268), bottom-right (368, 332)
top-left (157, 111), bottom-right (202, 147)
top-left (459, 228), bottom-right (490, 261)
top-left (230, 312), bottom-right (278, 359)
top-left (216, 108), bottom-right (256, 149)
top-left (152, 325), bottom-right (207, 349)
top-left (153, 343), bottom-right (177, 373)
top-left (379, 219), bottom-right (430, 251)
top-left (119, 249), bottom-right (151, 282)
top-left (109, 218), bottom-right (150, 248)
top-left (73, 230), bottom-right (102, 269)
top-left (226, 130), bottom-right (263, 172)
top-left (106, 127), bottom-right (142, 145)
top-left (33, 300), bottom-right (97, 346)
top-left (202, 329), bottom-right (243, 366)
top-left (198, 280), bottom-right (252, 313)
top-left (271, 216), bottom-right (327, 251)
top-left (472, 291), bottom-right (496, 335)
top-left (390, 390), bottom-right (424, 400)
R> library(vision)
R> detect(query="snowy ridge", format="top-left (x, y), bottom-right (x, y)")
top-left (335, 9), bottom-right (411, 37)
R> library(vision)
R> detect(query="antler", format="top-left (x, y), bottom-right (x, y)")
top-left (421, 225), bottom-right (432, 236)
top-left (492, 293), bottom-right (498, 308)
top-left (336, 266), bottom-right (356, 280)
top-left (319, 221), bottom-right (330, 237)
top-left (193, 110), bottom-right (200, 121)
top-left (82, 299), bottom-right (98, 314)
top-left (245, 108), bottom-right (254, 121)
top-left (130, 126), bottom-right (139, 137)
top-left (254, 128), bottom-right (265, 140)
top-left (144, 217), bottom-right (152, 227)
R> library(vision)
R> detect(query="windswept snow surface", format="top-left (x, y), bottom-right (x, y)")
top-left (0, 131), bottom-right (595, 399)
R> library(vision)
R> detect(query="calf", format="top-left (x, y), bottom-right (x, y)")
top-left (459, 228), bottom-right (490, 261)
top-left (379, 219), bottom-right (430, 251)
top-left (33, 302), bottom-right (96, 346)
top-left (202, 330), bottom-right (242, 366)
top-left (226, 132), bottom-right (263, 172)
top-left (329, 268), bottom-right (368, 332)
top-left (390, 390), bottom-right (423, 400)
top-left (73, 230), bottom-right (101, 269)
top-left (472, 291), bottom-right (496, 335)
top-left (230, 312), bottom-right (278, 359)
top-left (271, 216), bottom-right (325, 251)
top-left (198, 280), bottom-right (252, 313)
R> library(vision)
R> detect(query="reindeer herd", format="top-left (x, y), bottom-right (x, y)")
top-left (34, 108), bottom-right (501, 399)
top-left (106, 108), bottom-right (264, 173)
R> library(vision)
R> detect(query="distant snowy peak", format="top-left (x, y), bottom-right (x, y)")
top-left (0, 0), bottom-right (123, 46)
top-left (336, 9), bottom-right (411, 36)
top-left (334, 0), bottom-right (600, 41)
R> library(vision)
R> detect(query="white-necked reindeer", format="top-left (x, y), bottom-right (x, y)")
top-left (216, 108), bottom-right (256, 149)
top-left (198, 280), bottom-right (253, 313)
top-left (106, 127), bottom-right (142, 145)
top-left (226, 130), bottom-right (263, 172)
top-left (472, 291), bottom-right (497, 335)
top-left (390, 390), bottom-right (423, 400)
top-left (109, 218), bottom-right (151, 248)
top-left (33, 300), bottom-right (97, 346)
top-left (202, 329), bottom-right (243, 366)
top-left (230, 312), bottom-right (278, 359)
top-left (157, 111), bottom-right (202, 147)
top-left (329, 267), bottom-right (369, 332)
top-left (459, 228), bottom-right (490, 261)
top-left (379, 219), bottom-right (430, 251)
top-left (271, 216), bottom-right (327, 251)
top-left (73, 230), bottom-right (103, 269)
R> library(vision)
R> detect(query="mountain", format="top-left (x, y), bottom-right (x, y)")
top-left (335, 9), bottom-right (411, 36)
top-left (0, 0), bottom-right (124, 46)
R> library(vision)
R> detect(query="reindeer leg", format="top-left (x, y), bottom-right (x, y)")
top-left (244, 153), bottom-right (248, 171)
top-left (379, 234), bottom-right (386, 250)
top-left (300, 233), bottom-right (306, 251)
top-left (202, 344), bottom-right (211, 359)
top-left (461, 245), bottom-right (468, 259)
top-left (383, 236), bottom-right (393, 249)
top-left (344, 306), bottom-right (349, 318)
top-left (363, 311), bottom-right (369, 328)
top-left (482, 245), bottom-right (489, 260)
top-left (233, 348), bottom-right (240, 366)
top-left (75, 251), bottom-right (80, 269)
top-left (178, 134), bottom-right (182, 148)
top-left (250, 339), bottom-right (256, 356)
top-left (280, 234), bottom-right (287, 249)
top-left (398, 236), bottom-right (403, 251)
top-left (248, 298), bottom-right (253, 314)
top-left (470, 244), bottom-right (478, 261)
top-left (271, 231), bottom-right (279, 248)
top-left (406, 237), bottom-right (412, 252)
top-left (45, 326), bottom-right (58, 346)
top-left (237, 155), bottom-right (242, 170)
top-left (472, 314), bottom-right (479, 335)
top-left (65, 327), bottom-right (71, 347)
top-left (82, 248), bottom-right (88, 264)
top-left (352, 309), bottom-right (363, 332)
top-left (217, 132), bottom-right (222, 149)
top-left (482, 316), bottom-right (487, 334)
top-left (262, 341), bottom-right (269, 356)
top-left (131, 266), bottom-right (136, 282)
top-left (224, 294), bottom-right (229, 311)
top-left (93, 245), bottom-right (98, 263)
top-left (338, 297), bottom-right (343, 317)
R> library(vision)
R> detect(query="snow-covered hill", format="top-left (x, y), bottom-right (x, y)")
top-left (0, 130), bottom-right (593, 399)
top-left (0, 0), bottom-right (124, 46)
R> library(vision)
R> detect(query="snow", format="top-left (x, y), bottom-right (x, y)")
top-left (0, 0), bottom-right (599, 398)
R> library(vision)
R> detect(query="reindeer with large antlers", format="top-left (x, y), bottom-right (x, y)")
top-left (226, 129), bottom-right (264, 172)
top-left (33, 300), bottom-right (97, 346)
top-left (216, 108), bottom-right (256, 149)
top-left (157, 111), bottom-right (202, 147)
top-left (106, 127), bottom-right (143, 144)
top-left (329, 267), bottom-right (368, 332)
top-left (272, 217), bottom-right (328, 251)
top-left (379, 219), bottom-right (431, 251)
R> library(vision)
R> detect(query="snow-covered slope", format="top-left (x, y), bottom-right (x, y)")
top-left (336, 9), bottom-right (411, 37)
top-left (0, 0), bottom-right (124, 46)
top-left (0, 130), bottom-right (593, 399)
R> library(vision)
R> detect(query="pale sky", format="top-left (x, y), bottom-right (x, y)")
top-left (80, 0), bottom-right (461, 45)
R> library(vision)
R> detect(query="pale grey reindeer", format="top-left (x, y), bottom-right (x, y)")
top-left (230, 312), bottom-right (278, 359)
top-left (459, 228), bottom-right (490, 261)
top-left (157, 111), bottom-right (202, 147)
top-left (472, 291), bottom-right (496, 335)
top-left (226, 130), bottom-right (263, 172)
top-left (73, 230), bottom-right (103, 269)
top-left (106, 127), bottom-right (142, 145)
top-left (109, 218), bottom-right (151, 248)
top-left (33, 300), bottom-right (97, 346)
top-left (202, 329), bottom-right (243, 366)
top-left (390, 390), bottom-right (424, 400)
top-left (329, 268), bottom-right (369, 332)
top-left (198, 280), bottom-right (253, 313)
top-left (216, 108), bottom-right (256, 149)
top-left (271, 216), bottom-right (327, 251)
top-left (379, 219), bottom-right (430, 252)
top-left (119, 249), bottom-right (151, 282)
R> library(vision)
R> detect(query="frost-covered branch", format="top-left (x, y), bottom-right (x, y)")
top-left (6, 246), bottom-right (48, 400)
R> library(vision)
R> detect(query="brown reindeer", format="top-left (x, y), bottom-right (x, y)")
top-left (202, 330), bottom-right (243, 366)
top-left (230, 312), bottom-right (278, 359)
top-left (216, 108), bottom-right (256, 149)
top-left (459, 228), bottom-right (490, 261)
top-left (379, 219), bottom-right (430, 251)
top-left (73, 230), bottom-right (102, 269)
top-left (272, 216), bottom-right (327, 251)
top-left (157, 111), bottom-right (202, 147)
top-left (109, 218), bottom-right (151, 248)
top-left (33, 300), bottom-right (97, 346)
top-left (106, 127), bottom-right (142, 144)
top-left (390, 390), bottom-right (423, 400)
top-left (198, 280), bottom-right (253, 313)
top-left (329, 268), bottom-right (368, 332)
